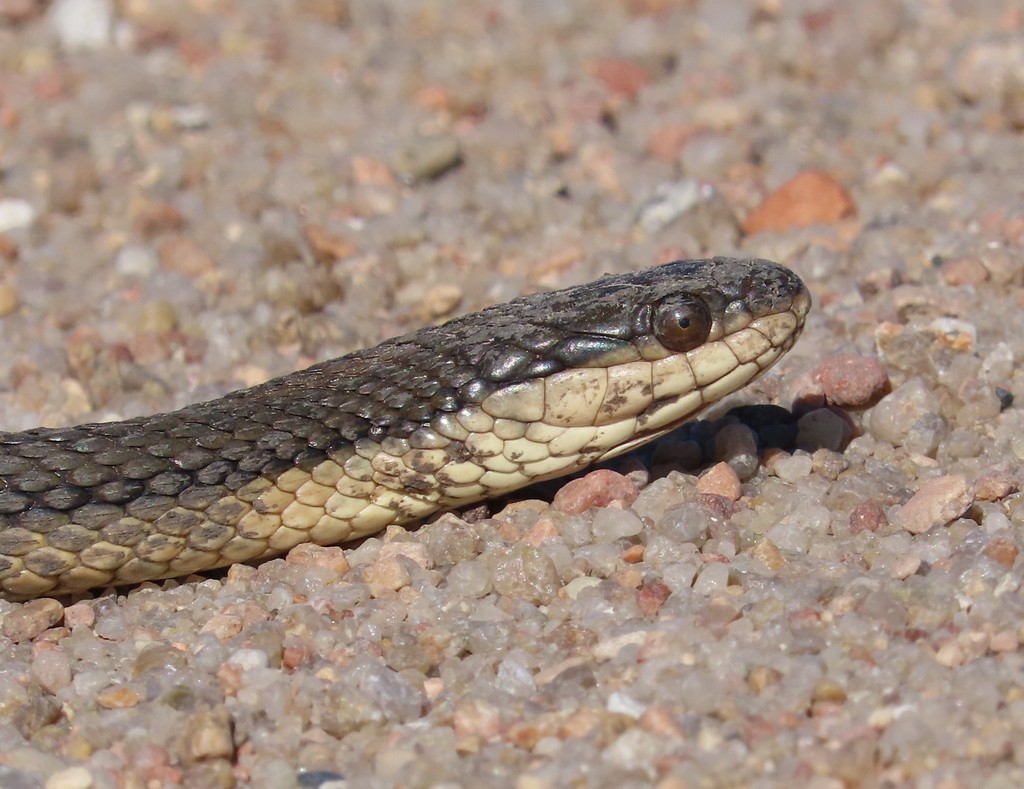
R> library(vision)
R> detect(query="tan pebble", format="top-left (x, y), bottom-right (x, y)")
top-left (892, 554), bottom-right (921, 580)
top-left (939, 256), bottom-right (989, 286)
top-left (983, 538), bottom-right (1019, 568)
top-left (742, 170), bottom-right (856, 235)
top-left (378, 542), bottom-right (433, 570)
top-left (390, 133), bottom-right (461, 183)
top-left (421, 283), bottom-right (463, 318)
top-left (423, 677), bottom-right (445, 701)
top-left (44, 766), bottom-right (93, 789)
top-left (0, 283), bottom-right (18, 316)
top-left (63, 603), bottom-right (95, 629)
top-left (811, 678), bottom-right (847, 704)
top-left (179, 709), bottom-right (235, 763)
top-left (285, 543), bottom-right (350, 574)
top-left (623, 544), bottom-right (644, 563)
top-left (895, 475), bottom-right (975, 534)
top-left (2, 598), bottom-right (64, 641)
top-left (365, 556), bottom-right (411, 596)
top-left (350, 155), bottom-right (396, 186)
top-left (201, 614), bottom-right (243, 640)
top-left (696, 462), bottom-right (741, 500)
top-left (96, 687), bottom-right (142, 709)
top-left (749, 539), bottom-right (786, 571)
top-left (135, 202), bottom-right (185, 238)
top-left (990, 630), bottom-right (1019, 653)
top-left (303, 221), bottom-right (358, 263)
top-left (452, 698), bottom-right (502, 739)
top-left (935, 640), bottom-right (965, 668)
top-left (137, 300), bottom-right (178, 333)
top-left (156, 234), bottom-right (212, 275)
top-left (975, 470), bottom-right (1018, 501)
top-left (747, 665), bottom-right (782, 693)
top-left (520, 518), bottom-right (560, 548)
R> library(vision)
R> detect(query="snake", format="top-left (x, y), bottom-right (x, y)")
top-left (0, 257), bottom-right (809, 600)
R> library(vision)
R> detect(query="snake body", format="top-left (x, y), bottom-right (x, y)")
top-left (0, 257), bottom-right (809, 599)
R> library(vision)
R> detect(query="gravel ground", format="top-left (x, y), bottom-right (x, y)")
top-left (1, 0), bottom-right (1024, 787)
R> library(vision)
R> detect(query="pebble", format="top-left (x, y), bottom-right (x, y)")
top-left (867, 378), bottom-right (941, 446)
top-left (591, 508), bottom-right (644, 542)
top-left (814, 353), bottom-right (889, 407)
top-left (658, 505), bottom-right (709, 545)
top-left (895, 475), bottom-right (975, 534)
top-left (48, 0), bottom-right (112, 49)
top-left (635, 179), bottom-right (701, 234)
top-left (137, 300), bottom-right (179, 333)
top-left (2, 598), bottom-right (63, 642)
top-left (0, 233), bottom-right (17, 261)
top-left (490, 544), bottom-right (560, 605)
top-left (849, 501), bottom-right (887, 534)
top-left (31, 646), bottom-right (73, 693)
top-left (712, 423), bottom-right (759, 480)
top-left (420, 283), bottom-right (464, 318)
top-left (0, 282), bottom-right (19, 316)
top-left (0, 0), bottom-right (44, 23)
top-left (364, 555), bottom-right (412, 596)
top-left (975, 470), bottom-right (1018, 502)
top-left (390, 134), bottom-right (462, 183)
top-left (285, 543), bottom-right (351, 575)
top-left (949, 38), bottom-right (1024, 104)
top-left (45, 767), bottom-right (94, 789)
top-left (983, 538), bottom-right (1018, 568)
top-left (692, 562), bottom-right (729, 595)
top-left (939, 256), bottom-right (989, 287)
top-left (157, 235), bottom-right (214, 277)
top-left (741, 170), bottom-right (856, 234)
top-left (796, 408), bottom-right (852, 452)
top-left (0, 198), bottom-right (36, 233)
top-left (748, 539), bottom-right (785, 571)
top-left (114, 243), bottom-right (159, 277)
top-left (179, 710), bottom-right (235, 763)
top-left (767, 451), bottom-right (813, 482)
top-left (695, 461), bottom-right (741, 500)
top-left (95, 686), bottom-right (141, 708)
top-left (304, 222), bottom-right (358, 263)
top-left (592, 57), bottom-right (651, 98)
top-left (551, 469), bottom-right (640, 514)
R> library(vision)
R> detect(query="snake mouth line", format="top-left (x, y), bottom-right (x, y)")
top-left (0, 257), bottom-right (810, 599)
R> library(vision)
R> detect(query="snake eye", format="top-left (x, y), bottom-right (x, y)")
top-left (652, 296), bottom-right (712, 352)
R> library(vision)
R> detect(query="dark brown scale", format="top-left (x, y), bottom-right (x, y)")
top-left (176, 486), bottom-right (226, 510)
top-left (67, 463), bottom-right (118, 487)
top-left (39, 487), bottom-right (91, 511)
top-left (92, 480), bottom-right (146, 504)
top-left (10, 470), bottom-right (64, 492)
top-left (146, 471), bottom-right (192, 496)
top-left (126, 495), bottom-right (178, 521)
top-left (47, 525), bottom-right (99, 552)
top-left (75, 503), bottom-right (124, 528)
